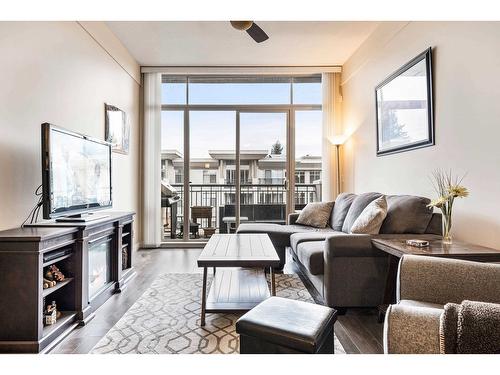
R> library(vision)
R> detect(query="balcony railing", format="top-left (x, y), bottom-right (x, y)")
top-left (258, 177), bottom-right (285, 185)
top-left (163, 183), bottom-right (320, 239)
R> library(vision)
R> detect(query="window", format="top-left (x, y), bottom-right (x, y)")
top-left (295, 171), bottom-right (305, 184)
top-left (295, 110), bottom-right (322, 202)
top-left (309, 170), bottom-right (321, 183)
top-left (188, 77), bottom-right (291, 105)
top-left (161, 77), bottom-right (187, 105)
top-left (225, 170), bottom-right (234, 184)
top-left (292, 77), bottom-right (322, 104)
top-left (203, 170), bottom-right (217, 184)
top-left (174, 169), bottom-right (183, 184)
top-left (241, 170), bottom-right (250, 184)
top-left (225, 169), bottom-right (249, 184)
top-left (160, 75), bottom-right (322, 242)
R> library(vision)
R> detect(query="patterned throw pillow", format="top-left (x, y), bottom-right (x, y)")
top-left (350, 196), bottom-right (388, 234)
top-left (296, 201), bottom-right (334, 228)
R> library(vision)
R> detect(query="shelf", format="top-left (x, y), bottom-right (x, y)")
top-left (43, 252), bottom-right (73, 267)
top-left (121, 243), bottom-right (128, 250)
top-left (122, 232), bottom-right (130, 238)
top-left (42, 277), bottom-right (74, 298)
top-left (42, 311), bottom-right (77, 339)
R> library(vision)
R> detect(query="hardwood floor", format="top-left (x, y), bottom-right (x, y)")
top-left (50, 247), bottom-right (383, 354)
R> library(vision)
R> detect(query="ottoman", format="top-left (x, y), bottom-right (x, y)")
top-left (235, 296), bottom-right (337, 354)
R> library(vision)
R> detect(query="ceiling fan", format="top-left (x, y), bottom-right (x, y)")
top-left (230, 21), bottom-right (269, 43)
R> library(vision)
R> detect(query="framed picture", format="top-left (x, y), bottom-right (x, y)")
top-left (105, 103), bottom-right (129, 154)
top-left (375, 48), bottom-right (434, 156)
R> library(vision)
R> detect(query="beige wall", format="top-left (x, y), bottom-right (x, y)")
top-left (0, 22), bottom-right (141, 241)
top-left (341, 22), bottom-right (500, 249)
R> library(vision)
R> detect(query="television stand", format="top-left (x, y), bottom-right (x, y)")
top-left (0, 211), bottom-right (135, 353)
top-left (55, 213), bottom-right (110, 223)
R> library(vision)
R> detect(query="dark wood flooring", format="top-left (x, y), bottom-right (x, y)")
top-left (50, 247), bottom-right (383, 354)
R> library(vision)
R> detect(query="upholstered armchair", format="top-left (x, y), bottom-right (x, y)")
top-left (384, 255), bottom-right (500, 354)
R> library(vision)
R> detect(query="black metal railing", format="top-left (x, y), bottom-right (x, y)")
top-left (163, 183), bottom-right (319, 238)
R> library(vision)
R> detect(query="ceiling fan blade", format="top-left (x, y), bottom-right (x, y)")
top-left (246, 23), bottom-right (269, 43)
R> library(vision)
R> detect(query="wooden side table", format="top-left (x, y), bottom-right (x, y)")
top-left (372, 237), bottom-right (500, 322)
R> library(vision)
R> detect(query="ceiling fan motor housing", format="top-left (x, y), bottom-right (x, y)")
top-left (230, 21), bottom-right (253, 31)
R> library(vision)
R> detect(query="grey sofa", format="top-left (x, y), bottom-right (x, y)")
top-left (237, 192), bottom-right (442, 310)
top-left (384, 255), bottom-right (500, 353)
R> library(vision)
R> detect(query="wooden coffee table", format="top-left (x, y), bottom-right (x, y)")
top-left (197, 234), bottom-right (280, 326)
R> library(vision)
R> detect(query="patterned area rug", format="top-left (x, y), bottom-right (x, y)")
top-left (91, 273), bottom-right (345, 354)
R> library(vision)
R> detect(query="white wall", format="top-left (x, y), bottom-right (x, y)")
top-left (341, 22), bottom-right (500, 249)
top-left (0, 22), bottom-right (141, 240)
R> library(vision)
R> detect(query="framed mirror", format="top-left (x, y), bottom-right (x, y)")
top-left (375, 48), bottom-right (434, 156)
top-left (105, 103), bottom-right (129, 155)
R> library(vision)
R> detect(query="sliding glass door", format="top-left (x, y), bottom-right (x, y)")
top-left (189, 111), bottom-right (236, 238)
top-left (160, 75), bottom-right (322, 243)
top-left (238, 111), bottom-right (289, 228)
top-left (294, 110), bottom-right (323, 208)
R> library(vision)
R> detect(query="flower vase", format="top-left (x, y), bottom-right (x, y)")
top-left (442, 214), bottom-right (452, 244)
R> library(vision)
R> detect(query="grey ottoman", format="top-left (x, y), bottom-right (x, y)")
top-left (235, 296), bottom-right (337, 354)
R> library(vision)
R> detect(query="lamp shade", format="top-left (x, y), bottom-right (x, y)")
top-left (330, 134), bottom-right (348, 145)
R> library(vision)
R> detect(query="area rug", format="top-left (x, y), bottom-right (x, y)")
top-left (91, 273), bottom-right (345, 354)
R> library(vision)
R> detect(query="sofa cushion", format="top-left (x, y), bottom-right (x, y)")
top-left (296, 201), bottom-right (334, 228)
top-left (330, 193), bottom-right (356, 231)
top-left (342, 192), bottom-right (383, 233)
top-left (350, 195), bottom-right (388, 234)
top-left (296, 241), bottom-right (325, 275)
top-left (237, 223), bottom-right (294, 249)
top-left (290, 231), bottom-right (338, 252)
top-left (237, 223), bottom-right (332, 249)
top-left (379, 195), bottom-right (433, 234)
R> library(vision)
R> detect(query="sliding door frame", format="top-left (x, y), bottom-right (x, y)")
top-left (161, 76), bottom-right (321, 245)
top-left (236, 109), bottom-right (292, 228)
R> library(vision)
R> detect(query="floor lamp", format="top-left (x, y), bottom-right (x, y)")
top-left (330, 135), bottom-right (347, 196)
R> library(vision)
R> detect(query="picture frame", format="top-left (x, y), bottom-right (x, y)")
top-left (105, 103), bottom-right (129, 155)
top-left (375, 48), bottom-right (434, 156)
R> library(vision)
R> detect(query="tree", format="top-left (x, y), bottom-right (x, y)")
top-left (271, 140), bottom-right (283, 155)
top-left (380, 109), bottom-right (408, 144)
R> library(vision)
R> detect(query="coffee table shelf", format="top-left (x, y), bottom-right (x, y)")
top-left (205, 269), bottom-right (271, 312)
top-left (197, 234), bottom-right (280, 326)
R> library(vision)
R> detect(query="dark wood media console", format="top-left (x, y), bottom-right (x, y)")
top-left (0, 212), bottom-right (135, 353)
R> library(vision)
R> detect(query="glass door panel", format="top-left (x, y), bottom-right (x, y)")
top-left (161, 111), bottom-right (184, 241)
top-left (239, 112), bottom-right (288, 226)
top-left (294, 110), bottom-right (322, 209)
top-left (190, 111), bottom-right (236, 237)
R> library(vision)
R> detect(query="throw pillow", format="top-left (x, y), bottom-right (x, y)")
top-left (296, 201), bottom-right (334, 228)
top-left (330, 193), bottom-right (356, 231)
top-left (379, 195), bottom-right (433, 234)
top-left (342, 192), bottom-right (383, 233)
top-left (350, 195), bottom-right (388, 234)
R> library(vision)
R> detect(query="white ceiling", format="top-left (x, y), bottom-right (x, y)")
top-left (106, 21), bottom-right (379, 66)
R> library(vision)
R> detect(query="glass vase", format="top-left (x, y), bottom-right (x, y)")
top-left (442, 214), bottom-right (452, 244)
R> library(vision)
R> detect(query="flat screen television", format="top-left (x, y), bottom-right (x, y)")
top-left (41, 123), bottom-right (112, 220)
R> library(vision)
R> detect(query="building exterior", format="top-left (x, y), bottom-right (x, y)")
top-left (161, 149), bottom-right (321, 202)
top-left (161, 149), bottom-right (322, 237)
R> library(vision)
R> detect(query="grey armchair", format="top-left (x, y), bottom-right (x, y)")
top-left (384, 255), bottom-right (500, 354)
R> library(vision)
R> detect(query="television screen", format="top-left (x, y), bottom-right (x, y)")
top-left (42, 123), bottom-right (112, 218)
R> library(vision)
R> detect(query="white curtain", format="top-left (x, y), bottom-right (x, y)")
top-left (322, 72), bottom-right (343, 201)
top-left (142, 72), bottom-right (162, 247)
